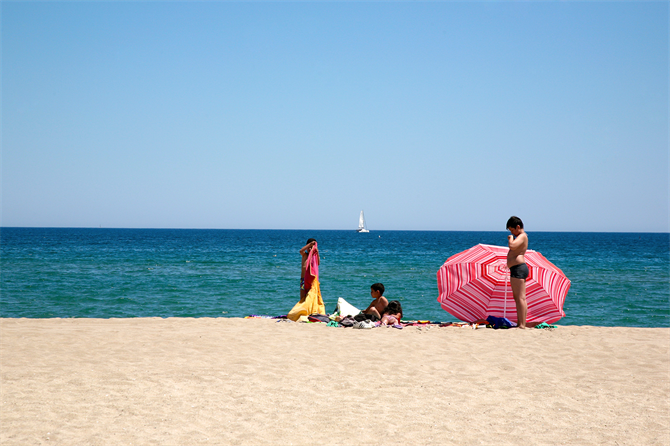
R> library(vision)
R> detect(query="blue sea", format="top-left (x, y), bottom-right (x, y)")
top-left (1, 228), bottom-right (668, 327)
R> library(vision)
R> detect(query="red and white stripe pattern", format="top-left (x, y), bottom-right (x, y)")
top-left (437, 244), bottom-right (570, 324)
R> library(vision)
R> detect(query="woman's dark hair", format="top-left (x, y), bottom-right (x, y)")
top-left (383, 300), bottom-right (403, 319)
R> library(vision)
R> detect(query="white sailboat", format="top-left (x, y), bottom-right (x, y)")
top-left (357, 210), bottom-right (370, 233)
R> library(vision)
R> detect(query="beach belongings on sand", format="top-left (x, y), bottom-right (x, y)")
top-left (381, 323), bottom-right (403, 329)
top-left (246, 315), bottom-right (495, 330)
top-left (354, 312), bottom-right (380, 322)
top-left (486, 315), bottom-right (517, 329)
top-left (287, 279), bottom-right (325, 321)
top-left (353, 319), bottom-right (375, 329)
top-left (437, 244), bottom-right (571, 325)
top-left (535, 322), bottom-right (557, 329)
top-left (333, 297), bottom-right (361, 318)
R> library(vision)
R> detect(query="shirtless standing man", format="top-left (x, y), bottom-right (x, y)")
top-left (506, 216), bottom-right (529, 329)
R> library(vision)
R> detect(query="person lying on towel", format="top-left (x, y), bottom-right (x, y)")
top-left (380, 300), bottom-right (403, 326)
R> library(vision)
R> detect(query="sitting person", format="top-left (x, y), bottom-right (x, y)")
top-left (361, 283), bottom-right (388, 321)
top-left (380, 300), bottom-right (403, 326)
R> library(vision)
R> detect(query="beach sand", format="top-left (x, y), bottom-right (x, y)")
top-left (1, 318), bottom-right (668, 445)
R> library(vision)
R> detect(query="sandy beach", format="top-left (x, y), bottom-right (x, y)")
top-left (1, 318), bottom-right (668, 445)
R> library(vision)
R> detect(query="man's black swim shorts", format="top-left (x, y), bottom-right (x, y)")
top-left (509, 263), bottom-right (529, 280)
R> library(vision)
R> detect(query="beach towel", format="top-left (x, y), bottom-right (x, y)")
top-left (288, 279), bottom-right (325, 321)
top-left (302, 243), bottom-right (319, 292)
top-left (308, 314), bottom-right (330, 323)
top-left (535, 322), bottom-right (557, 329)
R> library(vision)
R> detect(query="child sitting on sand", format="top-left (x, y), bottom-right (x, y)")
top-left (380, 300), bottom-right (403, 326)
top-left (362, 283), bottom-right (388, 321)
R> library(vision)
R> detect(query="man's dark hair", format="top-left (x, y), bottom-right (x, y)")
top-left (371, 283), bottom-right (385, 295)
top-left (506, 216), bottom-right (524, 229)
top-left (306, 238), bottom-right (316, 244)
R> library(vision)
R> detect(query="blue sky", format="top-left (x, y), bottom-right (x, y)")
top-left (2, 2), bottom-right (668, 232)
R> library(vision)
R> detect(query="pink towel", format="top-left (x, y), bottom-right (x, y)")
top-left (303, 243), bottom-right (319, 291)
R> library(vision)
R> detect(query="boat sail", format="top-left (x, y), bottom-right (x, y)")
top-left (357, 210), bottom-right (370, 233)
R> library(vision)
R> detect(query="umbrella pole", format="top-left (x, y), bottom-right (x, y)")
top-left (504, 274), bottom-right (508, 319)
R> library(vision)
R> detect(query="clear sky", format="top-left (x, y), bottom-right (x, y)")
top-left (2, 1), bottom-right (668, 232)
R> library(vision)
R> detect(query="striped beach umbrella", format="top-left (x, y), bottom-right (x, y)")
top-left (437, 244), bottom-right (570, 324)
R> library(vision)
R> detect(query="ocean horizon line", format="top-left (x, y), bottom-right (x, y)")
top-left (2, 226), bottom-right (669, 234)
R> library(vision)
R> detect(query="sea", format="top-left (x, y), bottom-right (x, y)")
top-left (1, 228), bottom-right (668, 327)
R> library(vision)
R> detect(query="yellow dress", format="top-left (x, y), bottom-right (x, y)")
top-left (287, 279), bottom-right (325, 321)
